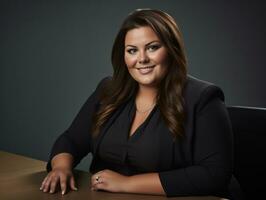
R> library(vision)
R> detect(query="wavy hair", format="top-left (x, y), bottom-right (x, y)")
top-left (92, 8), bottom-right (187, 139)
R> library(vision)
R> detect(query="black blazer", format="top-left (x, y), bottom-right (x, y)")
top-left (47, 75), bottom-right (233, 198)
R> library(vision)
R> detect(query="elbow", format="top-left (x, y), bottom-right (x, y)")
top-left (198, 167), bottom-right (232, 195)
top-left (159, 166), bottom-right (232, 197)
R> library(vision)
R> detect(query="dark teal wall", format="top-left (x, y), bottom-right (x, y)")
top-left (1, 0), bottom-right (265, 170)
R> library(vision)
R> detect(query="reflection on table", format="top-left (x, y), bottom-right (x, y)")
top-left (0, 151), bottom-right (227, 200)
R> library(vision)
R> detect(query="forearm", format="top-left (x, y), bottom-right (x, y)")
top-left (51, 153), bottom-right (74, 170)
top-left (125, 173), bottom-right (165, 195)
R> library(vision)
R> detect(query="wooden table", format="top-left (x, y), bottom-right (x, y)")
top-left (0, 151), bottom-right (226, 200)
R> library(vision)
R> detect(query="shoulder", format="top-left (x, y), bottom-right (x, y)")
top-left (86, 76), bottom-right (112, 104)
top-left (183, 75), bottom-right (225, 112)
top-left (95, 76), bottom-right (112, 91)
top-left (93, 76), bottom-right (112, 96)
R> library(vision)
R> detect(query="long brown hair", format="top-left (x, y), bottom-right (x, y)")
top-left (92, 8), bottom-right (187, 139)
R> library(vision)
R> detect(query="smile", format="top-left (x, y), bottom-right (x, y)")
top-left (137, 65), bottom-right (156, 70)
top-left (137, 65), bottom-right (156, 75)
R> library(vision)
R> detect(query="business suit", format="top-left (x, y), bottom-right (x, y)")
top-left (47, 75), bottom-right (235, 198)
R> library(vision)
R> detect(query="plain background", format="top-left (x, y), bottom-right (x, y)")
top-left (1, 0), bottom-right (265, 171)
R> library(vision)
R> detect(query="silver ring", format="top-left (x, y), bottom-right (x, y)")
top-left (95, 176), bottom-right (99, 182)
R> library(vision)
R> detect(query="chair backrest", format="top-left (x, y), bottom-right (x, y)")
top-left (227, 106), bottom-right (266, 199)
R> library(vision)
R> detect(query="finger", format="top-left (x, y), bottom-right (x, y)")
top-left (92, 176), bottom-right (104, 187)
top-left (91, 174), bottom-right (96, 182)
top-left (40, 176), bottom-right (48, 190)
top-left (91, 177), bottom-right (99, 187)
top-left (91, 175), bottom-right (97, 186)
top-left (69, 176), bottom-right (77, 191)
top-left (92, 181), bottom-right (105, 191)
top-left (91, 180), bottom-right (98, 187)
top-left (49, 176), bottom-right (59, 193)
top-left (59, 173), bottom-right (67, 195)
top-left (42, 176), bottom-right (52, 192)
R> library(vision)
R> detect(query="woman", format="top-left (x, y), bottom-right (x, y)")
top-left (40, 9), bottom-right (236, 198)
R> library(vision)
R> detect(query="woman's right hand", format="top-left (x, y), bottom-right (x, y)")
top-left (40, 167), bottom-right (77, 195)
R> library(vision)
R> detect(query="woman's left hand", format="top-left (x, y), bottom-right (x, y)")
top-left (91, 169), bottom-right (129, 193)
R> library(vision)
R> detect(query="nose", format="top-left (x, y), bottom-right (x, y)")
top-left (138, 50), bottom-right (149, 64)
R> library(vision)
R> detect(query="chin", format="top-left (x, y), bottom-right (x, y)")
top-left (136, 78), bottom-right (157, 87)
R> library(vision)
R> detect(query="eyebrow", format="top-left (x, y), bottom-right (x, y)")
top-left (125, 40), bottom-right (161, 48)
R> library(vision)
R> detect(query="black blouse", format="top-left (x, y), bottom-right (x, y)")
top-left (97, 98), bottom-right (174, 175)
top-left (47, 75), bottom-right (234, 198)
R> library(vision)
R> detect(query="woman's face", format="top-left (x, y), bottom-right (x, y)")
top-left (124, 26), bottom-right (169, 88)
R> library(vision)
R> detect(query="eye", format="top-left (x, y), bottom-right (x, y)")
top-left (147, 44), bottom-right (161, 52)
top-left (126, 48), bottom-right (137, 55)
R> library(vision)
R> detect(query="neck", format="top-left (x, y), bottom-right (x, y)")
top-left (137, 85), bottom-right (158, 102)
top-left (136, 84), bottom-right (158, 106)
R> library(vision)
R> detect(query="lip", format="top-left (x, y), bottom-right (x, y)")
top-left (137, 65), bottom-right (156, 70)
top-left (137, 65), bottom-right (156, 75)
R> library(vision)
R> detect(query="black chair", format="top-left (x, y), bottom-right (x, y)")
top-left (227, 106), bottom-right (266, 200)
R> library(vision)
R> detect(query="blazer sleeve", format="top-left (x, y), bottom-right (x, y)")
top-left (159, 85), bottom-right (233, 197)
top-left (46, 77), bottom-right (110, 172)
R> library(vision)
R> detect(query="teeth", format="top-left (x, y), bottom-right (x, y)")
top-left (139, 66), bottom-right (154, 69)
top-left (138, 65), bottom-right (155, 75)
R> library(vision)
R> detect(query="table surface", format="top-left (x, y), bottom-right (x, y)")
top-left (0, 151), bottom-right (227, 200)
